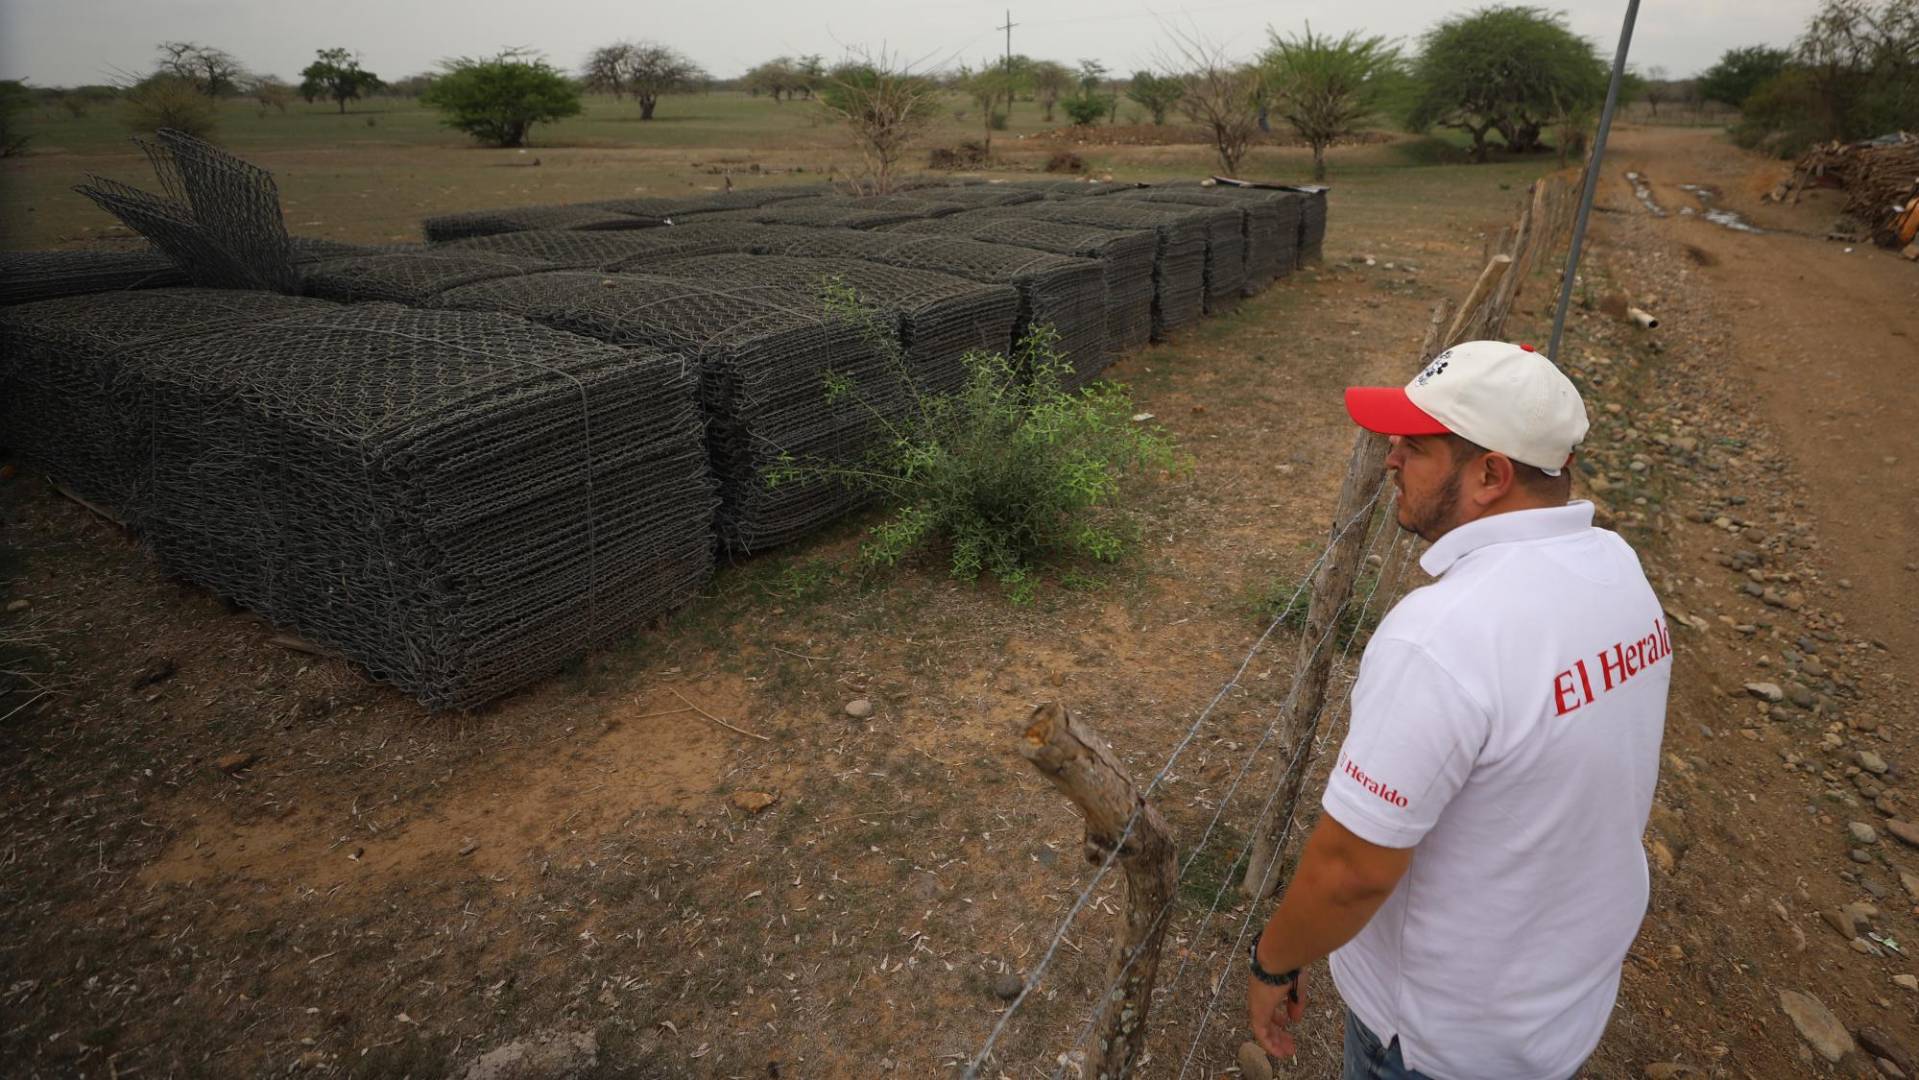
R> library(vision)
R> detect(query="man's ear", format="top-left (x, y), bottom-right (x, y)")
top-left (1475, 452), bottom-right (1516, 506)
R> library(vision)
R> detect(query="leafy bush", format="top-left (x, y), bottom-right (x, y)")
top-left (1061, 92), bottom-right (1108, 126)
top-left (774, 282), bottom-right (1178, 602)
top-left (421, 54), bottom-right (581, 147)
top-left (123, 74), bottom-right (219, 139)
top-left (1405, 5), bottom-right (1606, 162)
top-left (1730, 69), bottom-right (1829, 157)
top-left (1698, 45), bottom-right (1793, 107)
top-left (1125, 71), bottom-right (1186, 124)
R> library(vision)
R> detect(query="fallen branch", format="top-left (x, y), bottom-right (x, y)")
top-left (670, 688), bottom-right (771, 741)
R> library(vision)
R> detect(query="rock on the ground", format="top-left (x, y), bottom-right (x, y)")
top-left (130, 657), bottom-right (177, 689)
top-left (216, 751), bottom-right (258, 775)
top-left (992, 972), bottom-right (1025, 1000)
top-left (1237, 1041), bottom-right (1274, 1080)
top-left (729, 790), bottom-right (778, 814)
top-left (844, 698), bottom-right (874, 719)
top-left (454, 1029), bottom-right (598, 1080)
top-left (1859, 1027), bottom-right (1916, 1077)
top-left (1895, 974), bottom-right (1918, 992)
top-left (1859, 751), bottom-right (1891, 775)
top-left (1744, 682), bottom-right (1785, 703)
top-left (1778, 989), bottom-right (1856, 1063)
top-left (1850, 822), bottom-right (1880, 844)
top-left (1824, 908), bottom-right (1860, 939)
top-left (1901, 869), bottom-right (1919, 901)
top-left (1886, 820), bottom-right (1919, 848)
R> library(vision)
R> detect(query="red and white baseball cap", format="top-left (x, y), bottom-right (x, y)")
top-left (1343, 340), bottom-right (1590, 475)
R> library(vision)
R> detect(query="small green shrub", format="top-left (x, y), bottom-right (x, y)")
top-left (422, 54), bottom-right (582, 147)
top-left (773, 281), bottom-right (1178, 603)
top-left (123, 74), bottom-right (219, 139)
top-left (1258, 565), bottom-right (1389, 650)
top-left (0, 80), bottom-right (31, 157)
top-left (1061, 93), bottom-right (1109, 127)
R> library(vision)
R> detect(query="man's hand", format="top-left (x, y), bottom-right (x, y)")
top-left (1248, 969), bottom-right (1306, 1059)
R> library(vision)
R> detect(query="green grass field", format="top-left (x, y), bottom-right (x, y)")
top-left (0, 88), bottom-right (1568, 249)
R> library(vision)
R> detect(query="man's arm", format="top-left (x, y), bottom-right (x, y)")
top-left (1254, 813), bottom-right (1412, 975)
top-left (1247, 814), bottom-right (1413, 1058)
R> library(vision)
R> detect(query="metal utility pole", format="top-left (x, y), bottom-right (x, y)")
top-left (1548, 0), bottom-right (1642, 361)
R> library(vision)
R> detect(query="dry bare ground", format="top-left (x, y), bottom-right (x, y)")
top-left (2, 125), bottom-right (1915, 1079)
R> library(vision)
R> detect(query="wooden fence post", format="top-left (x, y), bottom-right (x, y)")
top-left (1239, 300), bottom-right (1453, 898)
top-left (1019, 702), bottom-right (1176, 1080)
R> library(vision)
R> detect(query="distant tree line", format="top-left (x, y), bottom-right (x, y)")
top-left (1704, 0), bottom-right (1917, 156)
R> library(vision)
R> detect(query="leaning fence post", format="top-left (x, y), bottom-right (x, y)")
top-left (1018, 701), bottom-right (1176, 1080)
top-left (1239, 300), bottom-right (1453, 898)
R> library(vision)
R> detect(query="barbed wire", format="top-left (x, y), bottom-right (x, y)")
top-left (961, 482), bottom-right (1390, 1079)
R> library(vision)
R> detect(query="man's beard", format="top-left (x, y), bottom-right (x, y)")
top-left (1397, 467), bottom-right (1463, 543)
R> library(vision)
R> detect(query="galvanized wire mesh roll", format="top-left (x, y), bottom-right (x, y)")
top-left (432, 271), bottom-right (909, 552)
top-left (639, 253), bottom-right (1021, 395)
top-left (299, 250), bottom-right (553, 304)
top-left (114, 302), bottom-right (715, 709)
top-left (885, 213), bottom-right (1155, 356)
top-left (421, 204), bottom-right (669, 243)
top-left (0, 248), bottom-right (189, 306)
top-left (972, 200), bottom-right (1206, 341)
top-left (736, 225), bottom-right (1110, 390)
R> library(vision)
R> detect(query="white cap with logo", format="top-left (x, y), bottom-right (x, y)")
top-left (1343, 340), bottom-right (1590, 475)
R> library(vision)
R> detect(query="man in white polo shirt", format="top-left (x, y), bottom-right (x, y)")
top-left (1245, 341), bottom-right (1668, 1079)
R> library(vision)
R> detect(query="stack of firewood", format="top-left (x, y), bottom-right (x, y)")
top-left (1773, 133), bottom-right (1919, 253)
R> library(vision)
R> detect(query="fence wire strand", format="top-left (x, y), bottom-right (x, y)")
top-left (965, 479), bottom-right (1393, 1079)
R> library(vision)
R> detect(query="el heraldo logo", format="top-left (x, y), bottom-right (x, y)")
top-left (1341, 755), bottom-right (1409, 808)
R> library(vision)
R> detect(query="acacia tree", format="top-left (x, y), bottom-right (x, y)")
top-left (817, 53), bottom-right (941, 193)
top-left (423, 51), bottom-right (582, 147)
top-left (1262, 25), bottom-right (1401, 180)
top-left (299, 48), bottom-right (381, 113)
top-left (746, 56), bottom-right (800, 101)
top-left (1125, 70), bottom-right (1186, 124)
top-left (584, 41), bottom-right (705, 119)
top-left (1031, 60), bottom-right (1072, 121)
top-left (958, 63), bottom-right (1015, 150)
top-left (1406, 6), bottom-right (1606, 162)
top-left (156, 42), bottom-right (243, 96)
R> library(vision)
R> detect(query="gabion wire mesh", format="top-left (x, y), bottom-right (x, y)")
top-left (1186, 184), bottom-right (1308, 276)
top-left (639, 253), bottom-right (1021, 396)
top-left (299, 250), bottom-right (553, 304)
top-left (886, 213), bottom-right (1155, 355)
top-left (734, 225), bottom-right (1109, 388)
top-left (116, 303), bottom-right (716, 709)
top-left (0, 288), bottom-right (338, 509)
top-left (421, 205), bottom-right (667, 243)
top-left (1296, 187), bottom-right (1327, 260)
top-left (0, 248), bottom-right (189, 306)
top-left (910, 186), bottom-right (1047, 208)
top-left (437, 221), bottom-right (771, 273)
top-left (432, 271), bottom-right (909, 552)
top-left (1013, 179), bottom-right (1145, 197)
top-left (1108, 192), bottom-right (1245, 311)
top-left (583, 185), bottom-right (832, 220)
top-left (698, 196), bottom-right (961, 231)
top-left (71, 131), bottom-right (299, 292)
top-left (978, 201), bottom-right (1206, 341)
top-left (1127, 187), bottom-right (1287, 295)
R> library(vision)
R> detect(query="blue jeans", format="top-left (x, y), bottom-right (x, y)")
top-left (1343, 1007), bottom-right (1435, 1080)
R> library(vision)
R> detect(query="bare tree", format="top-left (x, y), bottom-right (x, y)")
top-left (583, 42), bottom-right (636, 100)
top-left (1031, 60), bottom-right (1072, 121)
top-left (156, 41), bottom-right (244, 97)
top-left (1159, 28), bottom-right (1263, 176)
top-left (817, 51), bottom-right (941, 194)
top-left (1642, 65), bottom-right (1671, 117)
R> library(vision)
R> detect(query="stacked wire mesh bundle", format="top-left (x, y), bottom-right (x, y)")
top-left (584, 184), bottom-right (834, 220)
top-left (299, 249), bottom-right (552, 304)
top-left (901, 185), bottom-right (1045, 208)
top-left (0, 288), bottom-right (338, 510)
top-left (435, 221), bottom-right (771, 272)
top-left (1015, 179), bottom-right (1143, 197)
top-left (984, 200), bottom-right (1206, 341)
top-left (739, 225), bottom-right (1110, 389)
top-left (431, 271), bottom-right (907, 552)
top-left (114, 303), bottom-right (715, 709)
top-left (0, 248), bottom-right (189, 306)
top-left (1129, 186), bottom-right (1289, 295)
top-left (1108, 192), bottom-right (1245, 311)
top-left (699, 196), bottom-right (963, 231)
top-left (1196, 186), bottom-right (1304, 278)
top-left (886, 213), bottom-right (1155, 354)
top-left (420, 205), bottom-right (666, 243)
top-left (638, 253), bottom-right (1021, 395)
top-left (1295, 187), bottom-right (1328, 261)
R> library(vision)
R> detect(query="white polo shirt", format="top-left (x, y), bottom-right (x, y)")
top-left (1323, 502), bottom-right (1668, 1080)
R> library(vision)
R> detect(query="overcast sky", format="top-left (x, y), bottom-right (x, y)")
top-left (0, 0), bottom-right (1821, 87)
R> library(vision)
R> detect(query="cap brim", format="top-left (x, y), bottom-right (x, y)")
top-left (1343, 386), bottom-right (1452, 436)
